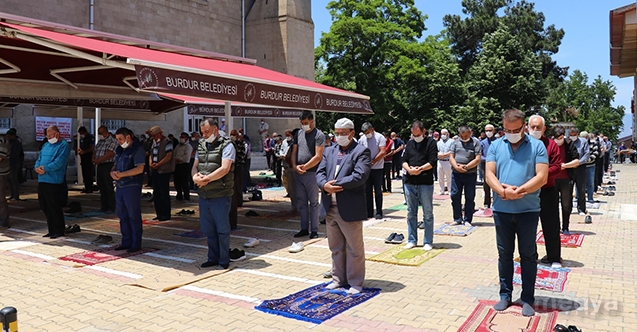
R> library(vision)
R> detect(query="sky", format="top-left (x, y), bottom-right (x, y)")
top-left (311, 0), bottom-right (635, 138)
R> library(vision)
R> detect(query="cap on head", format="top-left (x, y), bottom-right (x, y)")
top-left (335, 118), bottom-right (355, 129)
top-left (149, 126), bottom-right (163, 136)
top-left (6, 129), bottom-right (16, 136)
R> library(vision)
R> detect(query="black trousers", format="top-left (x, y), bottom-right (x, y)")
top-left (555, 178), bottom-right (573, 231)
top-left (38, 182), bottom-right (65, 235)
top-left (603, 153), bottom-right (610, 173)
top-left (80, 153), bottom-right (94, 191)
top-left (274, 159), bottom-right (282, 186)
top-left (265, 150), bottom-right (274, 170)
top-left (392, 154), bottom-right (402, 178)
top-left (595, 157), bottom-right (604, 189)
top-left (174, 163), bottom-right (191, 200)
top-left (573, 166), bottom-right (587, 213)
top-left (366, 169), bottom-right (384, 217)
top-left (539, 186), bottom-right (561, 263)
top-left (152, 172), bottom-right (171, 219)
top-left (96, 163), bottom-right (115, 211)
top-left (230, 164), bottom-right (244, 230)
top-left (383, 162), bottom-right (392, 192)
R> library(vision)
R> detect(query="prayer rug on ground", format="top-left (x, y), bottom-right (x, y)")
top-left (536, 231), bottom-right (584, 247)
top-left (142, 219), bottom-right (164, 226)
top-left (473, 208), bottom-right (493, 218)
top-left (367, 245), bottom-right (445, 266)
top-left (433, 194), bottom-right (450, 200)
top-left (434, 224), bottom-right (477, 236)
top-left (59, 246), bottom-right (156, 266)
top-left (387, 204), bottom-right (408, 211)
top-left (174, 229), bottom-right (205, 239)
top-left (250, 210), bottom-right (299, 221)
top-left (458, 300), bottom-right (559, 332)
top-left (512, 262), bottom-right (570, 292)
top-left (255, 282), bottom-right (380, 324)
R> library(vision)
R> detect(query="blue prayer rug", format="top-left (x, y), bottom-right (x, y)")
top-left (174, 229), bottom-right (205, 239)
top-left (255, 282), bottom-right (380, 324)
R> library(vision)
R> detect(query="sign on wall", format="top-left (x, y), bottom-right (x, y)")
top-left (35, 116), bottom-right (72, 141)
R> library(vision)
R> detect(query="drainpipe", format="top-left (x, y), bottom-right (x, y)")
top-left (241, 0), bottom-right (247, 133)
top-left (89, 0), bottom-right (95, 30)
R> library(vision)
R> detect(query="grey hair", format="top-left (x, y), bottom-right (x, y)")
top-left (528, 114), bottom-right (545, 126)
top-left (458, 126), bottom-right (470, 133)
top-left (361, 122), bottom-right (374, 132)
top-left (502, 109), bottom-right (525, 123)
top-left (200, 118), bottom-right (218, 128)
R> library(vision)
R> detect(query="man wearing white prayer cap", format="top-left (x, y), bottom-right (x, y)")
top-left (316, 117), bottom-right (371, 294)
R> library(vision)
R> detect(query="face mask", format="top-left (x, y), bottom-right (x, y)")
top-left (286, 136), bottom-right (292, 141)
top-left (261, 121), bottom-right (264, 124)
top-left (413, 135), bottom-right (424, 143)
top-left (460, 137), bottom-right (470, 143)
top-left (365, 133), bottom-right (373, 139)
top-left (180, 138), bottom-right (187, 144)
top-left (529, 130), bottom-right (542, 140)
top-left (48, 137), bottom-right (58, 144)
top-left (97, 135), bottom-right (105, 141)
top-left (441, 134), bottom-right (448, 140)
top-left (205, 134), bottom-right (216, 143)
top-left (191, 137), bottom-right (196, 141)
top-left (120, 140), bottom-right (130, 149)
top-left (554, 138), bottom-right (564, 146)
top-left (302, 124), bottom-right (311, 132)
top-left (81, 134), bottom-right (86, 139)
top-left (486, 132), bottom-right (493, 138)
top-left (336, 135), bottom-right (351, 147)
top-left (505, 133), bottom-right (522, 144)
top-left (569, 135), bottom-right (578, 141)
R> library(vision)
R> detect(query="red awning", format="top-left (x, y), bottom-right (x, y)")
top-left (159, 93), bottom-right (303, 118)
top-left (0, 14), bottom-right (372, 114)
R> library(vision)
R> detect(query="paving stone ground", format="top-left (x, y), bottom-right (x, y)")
top-left (1, 164), bottom-right (635, 331)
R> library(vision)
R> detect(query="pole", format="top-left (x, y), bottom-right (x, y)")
top-left (0, 307), bottom-right (18, 332)
top-left (225, 101), bottom-right (233, 134)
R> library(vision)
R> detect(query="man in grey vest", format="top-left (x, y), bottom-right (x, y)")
top-left (193, 119), bottom-right (236, 269)
top-left (149, 126), bottom-right (175, 221)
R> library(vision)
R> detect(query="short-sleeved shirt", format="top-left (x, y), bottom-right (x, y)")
top-left (486, 134), bottom-right (548, 213)
top-left (79, 134), bottom-right (94, 151)
top-left (293, 127), bottom-right (325, 172)
top-left (436, 138), bottom-right (454, 161)
top-left (359, 131), bottom-right (386, 169)
top-left (94, 135), bottom-right (117, 163)
top-left (152, 138), bottom-right (173, 163)
top-left (450, 137), bottom-right (481, 173)
top-left (194, 143), bottom-right (236, 162)
top-left (173, 142), bottom-right (193, 164)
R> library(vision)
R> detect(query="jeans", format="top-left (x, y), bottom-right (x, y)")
top-left (96, 163), bottom-right (116, 211)
top-left (382, 162), bottom-right (392, 192)
top-left (365, 169), bottom-right (384, 217)
top-left (450, 172), bottom-right (477, 223)
top-left (494, 211), bottom-right (539, 305)
top-left (294, 171), bottom-right (319, 232)
top-left (199, 196), bottom-right (232, 265)
top-left (586, 165), bottom-right (595, 202)
top-left (152, 172), bottom-right (171, 219)
top-left (116, 185), bottom-right (143, 249)
top-left (404, 183), bottom-right (434, 245)
top-left (539, 186), bottom-right (561, 263)
top-left (555, 178), bottom-right (573, 231)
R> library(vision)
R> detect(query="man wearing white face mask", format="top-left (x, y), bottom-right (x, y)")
top-left (485, 109), bottom-right (548, 317)
top-left (316, 117), bottom-right (371, 294)
top-left (359, 122), bottom-right (386, 219)
top-left (568, 127), bottom-right (589, 219)
top-left (148, 126), bottom-right (175, 221)
top-left (92, 126), bottom-right (117, 213)
top-left (480, 124), bottom-right (497, 210)
top-left (436, 129), bottom-right (453, 195)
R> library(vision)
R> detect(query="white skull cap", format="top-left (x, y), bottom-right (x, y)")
top-left (335, 118), bottom-right (354, 129)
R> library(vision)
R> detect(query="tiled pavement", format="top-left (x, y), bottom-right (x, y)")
top-left (1, 165), bottom-right (636, 331)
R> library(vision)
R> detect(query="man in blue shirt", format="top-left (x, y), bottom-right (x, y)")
top-left (35, 125), bottom-right (70, 239)
top-left (485, 109), bottom-right (548, 317)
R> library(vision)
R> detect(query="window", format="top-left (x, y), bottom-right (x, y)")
top-left (188, 117), bottom-right (204, 133)
top-left (101, 119), bottom-right (125, 132)
top-left (0, 118), bottom-right (11, 130)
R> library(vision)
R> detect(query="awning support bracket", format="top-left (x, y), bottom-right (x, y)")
top-left (0, 56), bottom-right (20, 75)
top-left (50, 65), bottom-right (112, 89)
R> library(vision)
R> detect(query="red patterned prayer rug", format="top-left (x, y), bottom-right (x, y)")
top-left (512, 262), bottom-right (570, 292)
top-left (458, 300), bottom-right (558, 332)
top-left (536, 231), bottom-right (584, 247)
top-left (59, 246), bottom-right (156, 266)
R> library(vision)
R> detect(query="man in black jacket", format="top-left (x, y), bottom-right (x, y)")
top-left (402, 121), bottom-right (438, 250)
top-left (551, 126), bottom-right (580, 234)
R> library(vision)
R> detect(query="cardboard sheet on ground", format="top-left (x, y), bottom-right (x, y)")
top-left (367, 245), bottom-right (445, 266)
top-left (127, 266), bottom-right (231, 292)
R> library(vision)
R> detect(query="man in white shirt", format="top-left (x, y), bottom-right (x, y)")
top-left (258, 118), bottom-right (269, 152)
top-left (173, 132), bottom-right (193, 201)
top-left (359, 122), bottom-right (386, 219)
top-left (437, 129), bottom-right (454, 195)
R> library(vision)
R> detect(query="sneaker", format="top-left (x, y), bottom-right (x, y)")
top-left (289, 242), bottom-right (304, 253)
top-left (452, 220), bottom-right (463, 226)
top-left (578, 211), bottom-right (586, 216)
top-left (539, 255), bottom-right (550, 264)
top-left (404, 242), bottom-right (416, 249)
top-left (417, 221), bottom-right (424, 229)
top-left (585, 215), bottom-right (592, 224)
top-left (325, 282), bottom-right (340, 290)
top-left (390, 234), bottom-right (404, 244)
top-left (562, 230), bottom-right (571, 235)
top-left (322, 270), bottom-right (332, 279)
top-left (551, 262), bottom-right (562, 268)
top-left (384, 232), bottom-right (397, 243)
top-left (423, 244), bottom-right (433, 251)
top-left (243, 238), bottom-right (259, 248)
top-left (309, 232), bottom-right (319, 239)
top-left (374, 213), bottom-right (382, 220)
top-left (229, 249), bottom-right (246, 262)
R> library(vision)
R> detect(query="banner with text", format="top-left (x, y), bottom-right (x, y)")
top-left (35, 116), bottom-right (72, 141)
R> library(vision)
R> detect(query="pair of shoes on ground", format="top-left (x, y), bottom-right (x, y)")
top-left (42, 233), bottom-right (65, 239)
top-left (243, 238), bottom-right (259, 248)
top-left (452, 220), bottom-right (473, 227)
top-left (404, 242), bottom-right (433, 251)
top-left (385, 233), bottom-right (404, 244)
top-left (417, 221), bottom-right (424, 229)
top-left (539, 255), bottom-right (563, 268)
top-left (494, 299), bottom-right (535, 316)
top-left (230, 248), bottom-right (246, 262)
top-left (91, 234), bottom-right (113, 244)
top-left (294, 229), bottom-right (318, 239)
top-left (64, 224), bottom-right (81, 234)
top-left (289, 242), bottom-right (304, 253)
top-left (176, 209), bottom-right (195, 216)
top-left (553, 324), bottom-right (582, 332)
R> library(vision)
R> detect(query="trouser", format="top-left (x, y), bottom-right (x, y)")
top-left (494, 211), bottom-right (539, 305)
top-left (116, 185), bottom-right (143, 250)
top-left (284, 167), bottom-right (297, 211)
top-left (382, 162), bottom-right (392, 192)
top-left (8, 164), bottom-right (20, 200)
top-left (586, 165), bottom-right (595, 201)
top-left (392, 154), bottom-right (402, 178)
top-left (80, 153), bottom-right (94, 191)
top-left (96, 163), bottom-right (116, 211)
top-left (365, 169), bottom-right (384, 217)
top-left (294, 171), bottom-right (319, 233)
top-left (38, 182), bottom-right (64, 235)
top-left (573, 166), bottom-right (587, 213)
top-left (595, 157), bottom-right (604, 189)
top-left (603, 153), bottom-right (610, 173)
top-left (437, 161), bottom-right (451, 193)
top-left (174, 163), bottom-right (191, 200)
top-left (0, 176), bottom-right (7, 226)
top-left (555, 178), bottom-right (574, 231)
top-left (189, 158), bottom-right (195, 189)
top-left (230, 164), bottom-right (244, 230)
top-left (479, 162), bottom-right (492, 208)
top-left (199, 196), bottom-right (232, 265)
top-left (539, 186), bottom-right (561, 263)
top-left (274, 159), bottom-right (282, 185)
top-left (326, 205), bottom-right (365, 289)
top-left (404, 183), bottom-right (434, 245)
top-left (243, 158), bottom-right (251, 191)
top-left (265, 150), bottom-right (274, 170)
top-left (451, 172), bottom-right (477, 223)
top-left (152, 172), bottom-right (171, 219)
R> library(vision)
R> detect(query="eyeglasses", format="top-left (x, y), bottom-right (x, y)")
top-left (502, 125), bottom-right (525, 134)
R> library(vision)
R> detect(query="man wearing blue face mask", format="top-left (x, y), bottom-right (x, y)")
top-left (485, 109), bottom-right (548, 317)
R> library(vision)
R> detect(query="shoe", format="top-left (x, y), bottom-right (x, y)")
top-left (49, 234), bottom-right (65, 239)
top-left (404, 242), bottom-right (416, 249)
top-left (92, 235), bottom-right (113, 244)
top-left (551, 262), bottom-right (562, 268)
top-left (219, 262), bottom-right (230, 269)
top-left (289, 242), bottom-right (304, 253)
top-left (585, 215), bottom-right (592, 224)
top-left (385, 232), bottom-right (397, 243)
top-left (176, 209), bottom-right (187, 215)
top-left (65, 224), bottom-right (81, 234)
top-left (562, 230), bottom-right (571, 235)
top-left (294, 229), bottom-right (309, 237)
top-left (152, 217), bottom-right (160, 220)
top-left (113, 245), bottom-right (130, 251)
top-left (319, 219), bottom-right (326, 225)
top-left (493, 299), bottom-right (511, 311)
top-left (578, 211), bottom-right (586, 216)
top-left (417, 221), bottom-right (424, 229)
top-left (157, 217), bottom-right (170, 222)
top-left (42, 233), bottom-right (51, 238)
top-left (245, 210), bottom-right (260, 217)
top-left (539, 255), bottom-right (550, 264)
top-left (243, 238), bottom-right (260, 248)
top-left (126, 247), bottom-right (141, 253)
top-left (346, 287), bottom-right (361, 295)
top-left (438, 191), bottom-right (444, 195)
top-left (423, 244), bottom-right (433, 251)
top-left (464, 221), bottom-right (473, 227)
top-left (390, 234), bottom-right (405, 244)
top-left (374, 214), bottom-right (382, 220)
top-left (201, 261), bottom-right (218, 268)
top-left (229, 249), bottom-right (246, 262)
top-left (452, 221), bottom-right (463, 226)
top-left (322, 270), bottom-right (332, 279)
top-left (309, 232), bottom-right (319, 239)
top-left (0, 225), bottom-right (10, 231)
